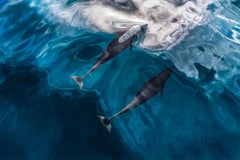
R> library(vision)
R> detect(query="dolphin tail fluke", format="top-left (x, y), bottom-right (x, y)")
top-left (70, 76), bottom-right (83, 90)
top-left (96, 116), bottom-right (111, 133)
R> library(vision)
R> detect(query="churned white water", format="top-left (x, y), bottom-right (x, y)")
top-left (33, 0), bottom-right (212, 51)
top-left (31, 0), bottom-right (240, 86)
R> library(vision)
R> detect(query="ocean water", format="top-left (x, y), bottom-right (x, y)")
top-left (0, 0), bottom-right (240, 159)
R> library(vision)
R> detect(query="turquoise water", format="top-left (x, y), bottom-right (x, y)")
top-left (0, 0), bottom-right (240, 159)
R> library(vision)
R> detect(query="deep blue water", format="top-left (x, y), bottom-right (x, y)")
top-left (0, 0), bottom-right (240, 159)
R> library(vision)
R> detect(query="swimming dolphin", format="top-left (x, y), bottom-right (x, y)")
top-left (71, 24), bottom-right (148, 89)
top-left (97, 67), bottom-right (174, 132)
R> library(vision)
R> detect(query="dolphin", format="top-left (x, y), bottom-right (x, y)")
top-left (97, 67), bottom-right (174, 132)
top-left (71, 24), bottom-right (148, 89)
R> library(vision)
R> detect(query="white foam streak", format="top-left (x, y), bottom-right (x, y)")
top-left (209, 14), bottom-right (240, 44)
top-left (34, 0), bottom-right (212, 51)
top-left (81, 3), bottom-right (145, 32)
top-left (34, 0), bottom-right (240, 83)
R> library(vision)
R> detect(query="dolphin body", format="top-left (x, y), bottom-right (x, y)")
top-left (97, 67), bottom-right (174, 132)
top-left (71, 24), bottom-right (147, 89)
